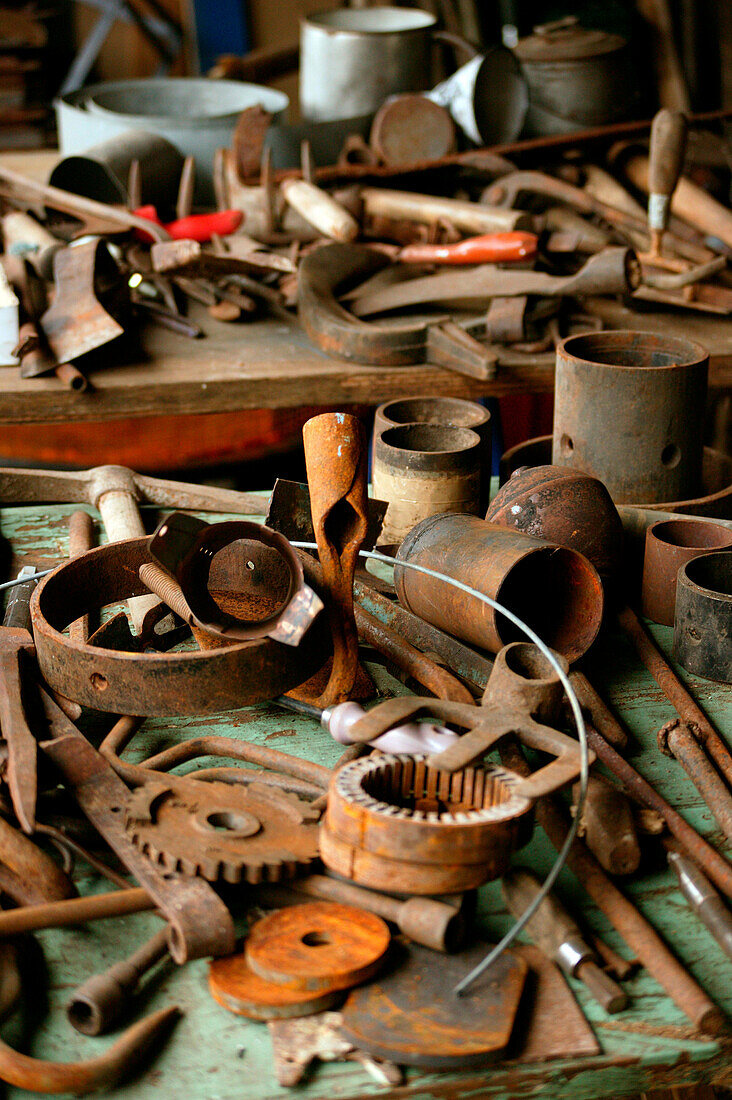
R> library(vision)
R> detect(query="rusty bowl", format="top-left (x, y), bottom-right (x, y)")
top-left (485, 464), bottom-right (623, 586)
top-left (642, 518), bottom-right (732, 626)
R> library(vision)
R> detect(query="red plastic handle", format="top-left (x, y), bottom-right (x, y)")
top-left (399, 231), bottom-right (538, 265)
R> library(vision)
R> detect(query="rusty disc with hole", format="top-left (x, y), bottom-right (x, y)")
top-left (245, 902), bottom-right (390, 993)
top-left (340, 939), bottom-right (528, 1068)
top-left (209, 952), bottom-right (344, 1020)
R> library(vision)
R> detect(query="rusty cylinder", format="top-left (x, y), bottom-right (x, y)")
top-left (373, 424), bottom-right (482, 546)
top-left (553, 331), bottom-right (708, 504)
top-left (394, 513), bottom-right (604, 661)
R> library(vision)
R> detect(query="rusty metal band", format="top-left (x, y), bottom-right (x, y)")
top-left (30, 537), bottom-right (331, 716)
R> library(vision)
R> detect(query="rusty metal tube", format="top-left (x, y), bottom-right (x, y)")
top-left (374, 425), bottom-right (483, 546)
top-left (501, 739), bottom-right (725, 1034)
top-left (618, 605), bottom-right (732, 784)
top-left (395, 513), bottom-right (604, 661)
top-left (553, 331), bottom-right (709, 504)
top-left (0, 889), bottom-right (156, 934)
top-left (659, 721), bottom-right (732, 842)
top-left (641, 519), bottom-right (732, 626)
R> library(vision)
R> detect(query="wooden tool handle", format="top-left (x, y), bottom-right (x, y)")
top-left (281, 179), bottom-right (359, 243)
top-left (648, 109), bottom-right (688, 197)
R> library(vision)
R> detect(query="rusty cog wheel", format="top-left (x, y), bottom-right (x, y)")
top-left (125, 779), bottom-right (321, 884)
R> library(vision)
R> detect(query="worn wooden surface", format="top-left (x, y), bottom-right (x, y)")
top-left (1, 501), bottom-right (731, 1099)
top-left (0, 151), bottom-right (731, 425)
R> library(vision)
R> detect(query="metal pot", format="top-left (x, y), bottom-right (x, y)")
top-left (514, 16), bottom-right (639, 136)
top-left (300, 7), bottom-right (437, 123)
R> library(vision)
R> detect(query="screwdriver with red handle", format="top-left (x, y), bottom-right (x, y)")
top-left (398, 231), bottom-right (538, 265)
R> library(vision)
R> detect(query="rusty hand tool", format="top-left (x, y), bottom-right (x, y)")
top-left (0, 812), bottom-right (75, 904)
top-left (500, 738), bottom-right (725, 1034)
top-left (658, 720), bottom-right (732, 842)
top-left (398, 231), bottom-right (538, 265)
top-left (0, 565), bottom-right (39, 832)
top-left (298, 243), bottom-right (497, 379)
top-left (572, 773), bottom-right (640, 875)
top-left (38, 689), bottom-right (235, 963)
top-left (502, 867), bottom-right (628, 1014)
top-left (68, 927), bottom-right (170, 1036)
top-left (254, 875), bottom-right (469, 954)
top-left (647, 110), bottom-right (688, 257)
top-left (0, 163), bottom-right (171, 241)
top-left (618, 605), bottom-right (732, 784)
top-left (350, 247), bottom-right (639, 316)
top-left (150, 237), bottom-right (294, 278)
top-left (14, 323), bottom-right (89, 392)
top-left (301, 413), bottom-right (369, 707)
top-left (668, 849), bottom-right (732, 962)
top-left (583, 718), bottom-right (732, 905)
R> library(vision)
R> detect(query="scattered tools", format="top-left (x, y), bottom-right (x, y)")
top-left (298, 243), bottom-right (497, 379)
top-left (349, 247), bottom-right (638, 316)
top-left (501, 867), bottom-right (628, 1013)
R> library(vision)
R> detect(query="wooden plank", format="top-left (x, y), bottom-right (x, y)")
top-left (1, 502), bottom-right (731, 1099)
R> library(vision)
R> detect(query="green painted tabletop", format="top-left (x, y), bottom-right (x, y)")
top-left (1, 502), bottom-right (731, 1100)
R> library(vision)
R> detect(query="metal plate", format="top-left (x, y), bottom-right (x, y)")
top-left (340, 939), bottom-right (528, 1068)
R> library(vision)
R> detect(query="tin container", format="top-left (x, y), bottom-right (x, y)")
top-left (300, 7), bottom-right (436, 123)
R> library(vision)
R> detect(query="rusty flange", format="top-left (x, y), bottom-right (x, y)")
top-left (30, 537), bottom-right (331, 716)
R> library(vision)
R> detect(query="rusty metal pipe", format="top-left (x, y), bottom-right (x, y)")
top-left (68, 928), bottom-right (170, 1036)
top-left (659, 721), bottom-right (732, 842)
top-left (584, 724), bottom-right (732, 903)
top-left (501, 739), bottom-right (725, 1034)
top-left (568, 672), bottom-right (629, 751)
top-left (618, 606), bottom-right (732, 785)
top-left (0, 889), bottom-right (156, 934)
top-left (395, 513), bottom-right (604, 661)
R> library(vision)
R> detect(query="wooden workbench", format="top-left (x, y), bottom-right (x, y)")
top-left (1, 151), bottom-right (731, 426)
top-left (1, 500), bottom-right (731, 1099)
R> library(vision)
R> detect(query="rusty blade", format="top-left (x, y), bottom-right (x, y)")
top-left (40, 241), bottom-right (124, 364)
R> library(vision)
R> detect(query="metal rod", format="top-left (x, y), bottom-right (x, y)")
top-left (659, 721), bottom-right (732, 842)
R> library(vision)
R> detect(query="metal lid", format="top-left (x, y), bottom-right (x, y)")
top-left (515, 16), bottom-right (627, 62)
